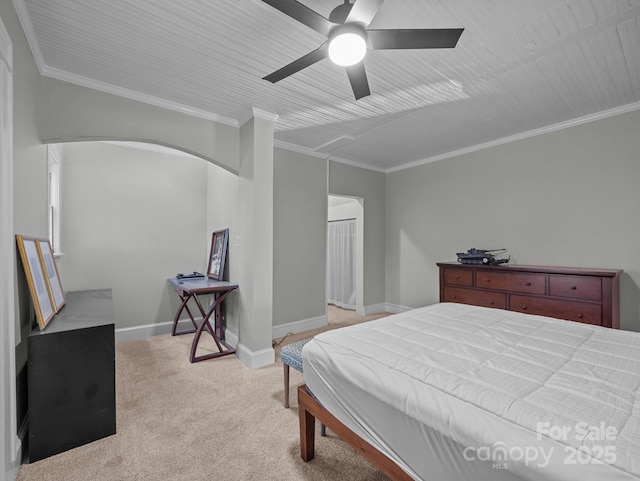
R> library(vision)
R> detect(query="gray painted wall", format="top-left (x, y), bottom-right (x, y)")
top-left (385, 108), bottom-right (640, 332)
top-left (38, 77), bottom-right (240, 174)
top-left (59, 142), bottom-right (209, 329)
top-left (273, 148), bottom-right (328, 327)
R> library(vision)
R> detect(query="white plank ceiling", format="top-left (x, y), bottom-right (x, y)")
top-left (13, 0), bottom-right (640, 171)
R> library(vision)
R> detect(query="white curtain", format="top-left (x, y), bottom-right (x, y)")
top-left (327, 219), bottom-right (356, 309)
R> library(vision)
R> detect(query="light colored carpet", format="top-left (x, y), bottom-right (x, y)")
top-left (17, 306), bottom-right (391, 481)
top-left (273, 305), bottom-right (390, 357)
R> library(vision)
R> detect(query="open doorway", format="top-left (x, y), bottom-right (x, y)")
top-left (327, 195), bottom-right (364, 315)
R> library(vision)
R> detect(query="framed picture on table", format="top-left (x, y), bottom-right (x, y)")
top-left (16, 235), bottom-right (55, 330)
top-left (207, 228), bottom-right (229, 280)
top-left (37, 238), bottom-right (65, 312)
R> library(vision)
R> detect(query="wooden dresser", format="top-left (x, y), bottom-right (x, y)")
top-left (437, 262), bottom-right (622, 328)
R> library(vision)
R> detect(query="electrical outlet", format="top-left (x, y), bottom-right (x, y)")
top-left (234, 236), bottom-right (240, 247)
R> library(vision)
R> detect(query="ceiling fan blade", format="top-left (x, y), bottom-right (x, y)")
top-left (263, 43), bottom-right (328, 83)
top-left (368, 28), bottom-right (464, 50)
top-left (261, 0), bottom-right (331, 36)
top-left (346, 0), bottom-right (384, 26)
top-left (345, 62), bottom-right (371, 100)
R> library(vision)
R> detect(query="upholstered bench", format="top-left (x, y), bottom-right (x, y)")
top-left (281, 338), bottom-right (313, 408)
top-left (280, 337), bottom-right (325, 435)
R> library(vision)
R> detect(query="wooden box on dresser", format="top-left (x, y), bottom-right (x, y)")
top-left (437, 262), bottom-right (622, 328)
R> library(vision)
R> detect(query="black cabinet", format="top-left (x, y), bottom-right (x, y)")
top-left (28, 289), bottom-right (116, 462)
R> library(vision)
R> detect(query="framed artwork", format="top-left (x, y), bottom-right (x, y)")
top-left (37, 238), bottom-right (65, 312)
top-left (16, 235), bottom-right (55, 330)
top-left (207, 228), bottom-right (229, 280)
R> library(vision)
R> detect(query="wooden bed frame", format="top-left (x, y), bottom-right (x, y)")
top-left (297, 263), bottom-right (623, 480)
top-left (298, 384), bottom-right (413, 481)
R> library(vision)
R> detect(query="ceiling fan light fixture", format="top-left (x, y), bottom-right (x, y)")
top-left (328, 25), bottom-right (367, 67)
top-left (261, 0), bottom-right (464, 99)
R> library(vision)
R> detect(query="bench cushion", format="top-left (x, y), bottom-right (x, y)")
top-left (280, 338), bottom-right (314, 372)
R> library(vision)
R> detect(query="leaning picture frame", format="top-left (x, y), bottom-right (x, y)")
top-left (36, 238), bottom-right (65, 312)
top-left (16, 235), bottom-right (55, 330)
top-left (207, 228), bottom-right (229, 280)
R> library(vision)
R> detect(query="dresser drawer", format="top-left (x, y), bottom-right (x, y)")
top-left (475, 272), bottom-right (546, 295)
top-left (443, 287), bottom-right (506, 309)
top-left (443, 268), bottom-right (473, 287)
top-left (509, 295), bottom-right (602, 326)
top-left (438, 262), bottom-right (621, 329)
top-left (549, 276), bottom-right (601, 301)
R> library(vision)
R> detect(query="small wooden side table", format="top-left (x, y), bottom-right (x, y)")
top-left (167, 277), bottom-right (238, 362)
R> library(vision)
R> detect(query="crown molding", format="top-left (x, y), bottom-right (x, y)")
top-left (14, 0), bottom-right (240, 127)
top-left (273, 139), bottom-right (328, 160)
top-left (238, 108), bottom-right (279, 127)
top-left (0, 16), bottom-right (12, 71)
top-left (276, 100), bottom-right (640, 175)
top-left (328, 155), bottom-right (387, 173)
top-left (252, 108), bottom-right (278, 122)
top-left (313, 135), bottom-right (355, 152)
top-left (12, 0), bottom-right (640, 176)
top-left (13, 0), bottom-right (242, 127)
top-left (387, 101), bottom-right (640, 174)
top-left (272, 139), bottom-right (387, 173)
top-left (40, 65), bottom-right (240, 127)
top-left (12, 1), bottom-right (42, 72)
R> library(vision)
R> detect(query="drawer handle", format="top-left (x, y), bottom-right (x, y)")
top-left (525, 282), bottom-right (531, 286)
top-left (455, 275), bottom-right (460, 280)
top-left (577, 313), bottom-right (584, 319)
top-left (521, 305), bottom-right (527, 310)
top-left (485, 278), bottom-right (491, 283)
top-left (571, 286), bottom-right (577, 290)
top-left (489, 300), bottom-right (495, 305)
top-left (451, 295), bottom-right (457, 299)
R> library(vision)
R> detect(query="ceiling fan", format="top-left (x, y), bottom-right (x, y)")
top-left (261, 0), bottom-right (464, 100)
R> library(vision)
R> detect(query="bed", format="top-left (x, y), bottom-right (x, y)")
top-left (300, 302), bottom-right (640, 481)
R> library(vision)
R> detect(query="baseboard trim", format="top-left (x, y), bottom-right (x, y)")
top-left (361, 303), bottom-right (387, 316)
top-left (15, 415), bottom-right (26, 466)
top-left (115, 320), bottom-right (276, 369)
top-left (272, 315), bottom-right (328, 339)
top-left (235, 343), bottom-right (274, 369)
top-left (384, 303), bottom-right (412, 314)
top-left (114, 305), bottom-right (412, 345)
top-left (13, 435), bottom-right (22, 474)
top-left (225, 329), bottom-right (238, 348)
top-left (114, 318), bottom-right (196, 342)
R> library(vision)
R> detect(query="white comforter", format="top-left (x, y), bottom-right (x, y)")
top-left (303, 303), bottom-right (640, 481)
